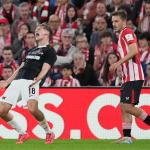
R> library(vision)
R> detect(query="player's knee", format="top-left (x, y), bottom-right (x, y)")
top-left (120, 103), bottom-right (133, 113)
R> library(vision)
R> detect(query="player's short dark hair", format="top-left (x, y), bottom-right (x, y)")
top-left (112, 10), bottom-right (127, 20)
top-left (3, 65), bottom-right (13, 71)
top-left (37, 23), bottom-right (51, 35)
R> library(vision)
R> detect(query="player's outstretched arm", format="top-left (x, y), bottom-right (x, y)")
top-left (29, 63), bottom-right (51, 87)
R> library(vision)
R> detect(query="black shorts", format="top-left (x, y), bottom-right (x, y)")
top-left (120, 80), bottom-right (144, 105)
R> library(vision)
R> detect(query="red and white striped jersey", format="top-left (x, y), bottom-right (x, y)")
top-left (55, 76), bottom-right (80, 87)
top-left (117, 27), bottom-right (144, 83)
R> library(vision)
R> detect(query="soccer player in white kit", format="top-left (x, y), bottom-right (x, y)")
top-left (0, 23), bottom-right (57, 144)
top-left (110, 10), bottom-right (150, 143)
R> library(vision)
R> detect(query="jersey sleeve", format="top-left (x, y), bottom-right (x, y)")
top-left (122, 28), bottom-right (137, 45)
top-left (44, 47), bottom-right (57, 66)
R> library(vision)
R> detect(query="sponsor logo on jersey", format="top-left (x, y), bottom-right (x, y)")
top-left (26, 55), bottom-right (40, 60)
top-left (125, 34), bottom-right (134, 41)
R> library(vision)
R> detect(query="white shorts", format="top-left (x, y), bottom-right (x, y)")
top-left (0, 79), bottom-right (39, 106)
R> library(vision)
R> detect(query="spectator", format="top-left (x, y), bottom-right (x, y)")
top-left (54, 28), bottom-right (78, 66)
top-left (12, 22), bottom-right (30, 55)
top-left (107, 0), bottom-right (124, 12)
top-left (55, 63), bottom-right (80, 87)
top-left (131, 0), bottom-right (144, 26)
top-left (138, 0), bottom-right (150, 32)
top-left (0, 65), bottom-right (13, 81)
top-left (99, 31), bottom-right (117, 53)
top-left (96, 1), bottom-right (112, 28)
top-left (79, 0), bottom-right (100, 42)
top-left (55, 0), bottom-right (69, 26)
top-left (0, 18), bottom-right (11, 57)
top-left (76, 34), bottom-right (94, 65)
top-left (90, 16), bottom-right (113, 49)
top-left (73, 52), bottom-right (100, 86)
top-left (99, 52), bottom-right (119, 86)
top-left (80, 0), bottom-right (97, 22)
top-left (48, 14), bottom-right (62, 47)
top-left (138, 32), bottom-right (150, 64)
top-left (11, 2), bottom-right (37, 40)
top-left (96, 1), bottom-right (108, 17)
top-left (0, 46), bottom-right (18, 78)
top-left (15, 31), bottom-right (36, 64)
top-left (32, 0), bottom-right (55, 24)
top-left (144, 63), bottom-right (150, 86)
top-left (93, 31), bottom-right (117, 75)
top-left (62, 4), bottom-right (78, 32)
top-left (0, 0), bottom-right (19, 24)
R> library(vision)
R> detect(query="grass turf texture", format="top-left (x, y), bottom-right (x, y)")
top-left (0, 139), bottom-right (150, 150)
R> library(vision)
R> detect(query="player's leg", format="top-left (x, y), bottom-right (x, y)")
top-left (115, 103), bottom-right (133, 144)
top-left (120, 103), bottom-right (132, 138)
top-left (123, 80), bottom-right (150, 126)
top-left (23, 80), bottom-right (54, 144)
top-left (27, 99), bottom-right (55, 144)
top-left (124, 103), bottom-right (150, 126)
top-left (0, 102), bottom-right (12, 121)
top-left (0, 80), bottom-right (28, 144)
top-left (116, 82), bottom-right (134, 143)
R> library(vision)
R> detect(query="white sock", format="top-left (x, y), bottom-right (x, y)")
top-left (8, 118), bottom-right (26, 134)
top-left (39, 119), bottom-right (52, 134)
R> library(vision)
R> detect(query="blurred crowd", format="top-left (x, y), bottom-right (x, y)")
top-left (0, 0), bottom-right (150, 87)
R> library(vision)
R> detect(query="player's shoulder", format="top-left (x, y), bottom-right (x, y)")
top-left (43, 45), bottom-right (56, 55)
top-left (122, 27), bottom-right (134, 36)
top-left (44, 45), bottom-right (56, 52)
top-left (121, 27), bottom-right (136, 41)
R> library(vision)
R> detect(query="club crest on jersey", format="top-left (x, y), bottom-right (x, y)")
top-left (125, 34), bottom-right (133, 41)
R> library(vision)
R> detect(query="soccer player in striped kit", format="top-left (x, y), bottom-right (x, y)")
top-left (110, 10), bottom-right (150, 143)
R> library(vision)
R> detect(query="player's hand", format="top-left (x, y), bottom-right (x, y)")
top-left (29, 78), bottom-right (38, 87)
top-left (109, 62), bottom-right (120, 73)
top-left (0, 80), bottom-right (8, 89)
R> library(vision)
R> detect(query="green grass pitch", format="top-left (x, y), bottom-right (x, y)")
top-left (0, 139), bottom-right (150, 150)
